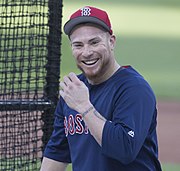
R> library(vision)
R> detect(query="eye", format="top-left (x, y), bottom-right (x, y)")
top-left (75, 44), bottom-right (82, 47)
top-left (72, 43), bottom-right (83, 49)
top-left (91, 40), bottom-right (99, 46)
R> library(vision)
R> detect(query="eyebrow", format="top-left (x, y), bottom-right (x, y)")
top-left (71, 41), bottom-right (82, 45)
top-left (71, 36), bottom-right (101, 45)
top-left (89, 37), bottom-right (101, 43)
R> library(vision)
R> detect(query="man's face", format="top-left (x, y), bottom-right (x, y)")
top-left (70, 25), bottom-right (115, 82)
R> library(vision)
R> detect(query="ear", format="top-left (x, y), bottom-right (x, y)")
top-left (109, 35), bottom-right (116, 50)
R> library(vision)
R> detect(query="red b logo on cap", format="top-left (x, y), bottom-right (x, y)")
top-left (81, 7), bottom-right (91, 16)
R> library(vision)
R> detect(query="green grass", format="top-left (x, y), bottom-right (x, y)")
top-left (2, 161), bottom-right (180, 171)
top-left (0, 1), bottom-right (179, 169)
top-left (66, 163), bottom-right (180, 171)
top-left (61, 2), bottom-right (180, 168)
top-left (61, 1), bottom-right (180, 100)
top-left (61, 34), bottom-right (180, 99)
top-left (0, 158), bottom-right (41, 171)
top-left (162, 163), bottom-right (180, 171)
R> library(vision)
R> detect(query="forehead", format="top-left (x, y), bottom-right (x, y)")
top-left (70, 25), bottom-right (107, 42)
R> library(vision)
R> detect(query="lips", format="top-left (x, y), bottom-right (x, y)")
top-left (82, 59), bottom-right (99, 66)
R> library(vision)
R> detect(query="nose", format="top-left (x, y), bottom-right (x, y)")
top-left (82, 45), bottom-right (93, 57)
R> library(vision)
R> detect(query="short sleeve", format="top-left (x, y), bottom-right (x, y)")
top-left (43, 98), bottom-right (71, 163)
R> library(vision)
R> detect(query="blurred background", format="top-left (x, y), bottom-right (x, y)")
top-left (61, 0), bottom-right (180, 170)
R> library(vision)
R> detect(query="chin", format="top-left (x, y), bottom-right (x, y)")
top-left (78, 65), bottom-right (102, 78)
top-left (84, 70), bottom-right (100, 80)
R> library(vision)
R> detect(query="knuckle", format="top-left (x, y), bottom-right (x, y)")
top-left (68, 84), bottom-right (73, 90)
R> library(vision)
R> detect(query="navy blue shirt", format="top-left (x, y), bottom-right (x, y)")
top-left (44, 66), bottom-right (162, 171)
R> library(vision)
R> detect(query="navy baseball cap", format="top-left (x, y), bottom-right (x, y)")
top-left (63, 6), bottom-right (113, 36)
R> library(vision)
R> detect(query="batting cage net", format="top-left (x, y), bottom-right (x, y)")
top-left (0, 0), bottom-right (62, 170)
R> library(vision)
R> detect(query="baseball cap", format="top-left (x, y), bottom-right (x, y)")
top-left (63, 6), bottom-right (113, 36)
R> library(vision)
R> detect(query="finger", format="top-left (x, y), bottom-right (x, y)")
top-left (60, 81), bottom-right (66, 90)
top-left (59, 89), bottom-right (65, 99)
top-left (68, 72), bottom-right (81, 85)
top-left (63, 75), bottom-right (72, 86)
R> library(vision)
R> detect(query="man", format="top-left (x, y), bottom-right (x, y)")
top-left (40, 6), bottom-right (162, 171)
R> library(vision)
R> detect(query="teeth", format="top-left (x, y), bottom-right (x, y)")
top-left (83, 59), bottom-right (98, 65)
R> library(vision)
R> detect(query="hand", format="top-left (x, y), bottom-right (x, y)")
top-left (60, 72), bottom-right (91, 113)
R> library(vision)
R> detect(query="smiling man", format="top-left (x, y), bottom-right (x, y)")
top-left (40, 6), bottom-right (162, 171)
top-left (70, 23), bottom-right (118, 85)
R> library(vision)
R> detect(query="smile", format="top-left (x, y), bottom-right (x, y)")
top-left (82, 59), bottom-right (99, 66)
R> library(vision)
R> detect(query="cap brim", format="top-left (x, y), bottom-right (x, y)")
top-left (64, 16), bottom-right (110, 35)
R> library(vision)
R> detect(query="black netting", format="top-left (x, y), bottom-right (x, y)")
top-left (0, 0), bottom-right (62, 170)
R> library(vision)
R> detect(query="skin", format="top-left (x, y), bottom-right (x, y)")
top-left (70, 24), bottom-right (119, 85)
top-left (40, 25), bottom-right (120, 171)
top-left (40, 157), bottom-right (68, 171)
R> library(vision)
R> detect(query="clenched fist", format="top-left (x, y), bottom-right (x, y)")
top-left (60, 72), bottom-right (92, 113)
